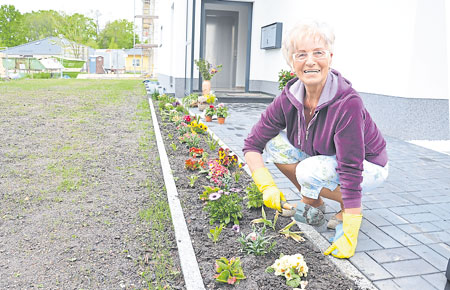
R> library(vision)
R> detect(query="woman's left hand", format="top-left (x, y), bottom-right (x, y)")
top-left (324, 213), bottom-right (362, 258)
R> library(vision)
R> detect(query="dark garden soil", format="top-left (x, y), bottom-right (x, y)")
top-left (154, 100), bottom-right (361, 290)
top-left (0, 80), bottom-right (183, 289)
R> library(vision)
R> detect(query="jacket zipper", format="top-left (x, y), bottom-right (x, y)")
top-left (305, 111), bottom-right (319, 142)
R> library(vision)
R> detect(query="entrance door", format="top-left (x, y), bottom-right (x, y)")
top-left (204, 10), bottom-right (238, 90)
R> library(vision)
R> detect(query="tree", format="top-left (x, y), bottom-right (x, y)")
top-left (0, 5), bottom-right (26, 47)
top-left (22, 10), bottom-right (62, 42)
top-left (97, 19), bottom-right (138, 49)
top-left (52, 12), bottom-right (98, 59)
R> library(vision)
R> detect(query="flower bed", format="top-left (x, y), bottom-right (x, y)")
top-left (151, 92), bottom-right (360, 290)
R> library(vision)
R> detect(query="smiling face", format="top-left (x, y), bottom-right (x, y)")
top-left (292, 35), bottom-right (333, 90)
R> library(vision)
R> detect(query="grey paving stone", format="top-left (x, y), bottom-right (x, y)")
top-left (421, 195), bottom-right (450, 204)
top-left (356, 238), bottom-right (384, 252)
top-left (364, 199), bottom-right (408, 209)
top-left (324, 200), bottom-right (342, 213)
top-left (401, 213), bottom-right (441, 223)
top-left (280, 187), bottom-right (301, 201)
top-left (399, 194), bottom-right (428, 205)
top-left (397, 222), bottom-right (442, 234)
top-left (372, 208), bottom-right (410, 225)
top-left (422, 273), bottom-right (449, 290)
top-left (349, 252), bottom-right (393, 281)
top-left (360, 221), bottom-right (402, 248)
top-left (379, 225), bottom-right (422, 246)
top-left (373, 279), bottom-right (402, 290)
top-left (382, 259), bottom-right (438, 277)
top-left (432, 220), bottom-right (450, 230)
top-left (367, 247), bottom-right (418, 263)
top-left (392, 276), bottom-right (437, 290)
top-left (411, 231), bottom-right (450, 244)
top-left (411, 190), bottom-right (449, 197)
top-left (428, 243), bottom-right (450, 259)
top-left (389, 205), bottom-right (430, 215)
top-left (409, 244), bottom-right (449, 271)
top-left (363, 210), bottom-right (393, 226)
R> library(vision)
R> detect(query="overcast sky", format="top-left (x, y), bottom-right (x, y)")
top-left (0, 0), bottom-right (143, 30)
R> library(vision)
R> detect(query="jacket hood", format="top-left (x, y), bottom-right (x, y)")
top-left (283, 69), bottom-right (354, 111)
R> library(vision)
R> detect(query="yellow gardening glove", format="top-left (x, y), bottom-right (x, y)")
top-left (251, 167), bottom-right (286, 211)
top-left (324, 213), bottom-right (362, 258)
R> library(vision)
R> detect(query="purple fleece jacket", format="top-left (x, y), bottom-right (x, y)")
top-left (243, 69), bottom-right (388, 209)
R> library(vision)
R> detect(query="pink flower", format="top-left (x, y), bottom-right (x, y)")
top-left (246, 232), bottom-right (258, 241)
top-left (208, 192), bottom-right (221, 201)
top-left (227, 276), bottom-right (237, 285)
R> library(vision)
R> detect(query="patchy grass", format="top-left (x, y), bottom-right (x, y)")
top-left (136, 99), bottom-right (181, 289)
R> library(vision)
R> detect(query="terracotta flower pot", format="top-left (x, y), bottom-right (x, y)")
top-left (205, 115), bottom-right (213, 122)
top-left (218, 117), bottom-right (225, 124)
top-left (202, 80), bottom-right (211, 96)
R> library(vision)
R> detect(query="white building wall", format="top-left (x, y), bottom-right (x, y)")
top-left (157, 0), bottom-right (187, 81)
top-left (157, 0), bottom-right (448, 100)
top-left (250, 0), bottom-right (448, 100)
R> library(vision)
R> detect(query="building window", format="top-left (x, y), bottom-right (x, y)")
top-left (133, 59), bottom-right (140, 67)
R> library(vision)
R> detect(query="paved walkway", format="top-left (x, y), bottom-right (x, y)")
top-left (192, 102), bottom-right (450, 290)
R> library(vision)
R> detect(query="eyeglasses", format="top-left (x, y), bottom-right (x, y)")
top-left (292, 50), bottom-right (329, 62)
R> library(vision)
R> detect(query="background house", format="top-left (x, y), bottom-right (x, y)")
top-left (0, 37), bottom-right (92, 76)
top-left (124, 48), bottom-right (149, 73)
top-left (155, 0), bottom-right (450, 141)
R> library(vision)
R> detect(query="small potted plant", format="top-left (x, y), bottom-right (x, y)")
top-left (194, 59), bottom-right (222, 96)
top-left (197, 95), bottom-right (207, 111)
top-left (205, 105), bottom-right (216, 122)
top-left (216, 103), bottom-right (228, 124)
top-left (205, 93), bottom-right (216, 104)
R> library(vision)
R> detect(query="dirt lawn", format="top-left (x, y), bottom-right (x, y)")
top-left (0, 79), bottom-right (183, 289)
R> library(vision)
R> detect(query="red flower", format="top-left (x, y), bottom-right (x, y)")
top-left (209, 105), bottom-right (214, 109)
top-left (290, 72), bottom-right (294, 76)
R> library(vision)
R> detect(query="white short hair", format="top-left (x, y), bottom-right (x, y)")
top-left (282, 20), bottom-right (335, 67)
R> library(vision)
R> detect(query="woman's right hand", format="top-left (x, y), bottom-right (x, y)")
top-left (252, 167), bottom-right (286, 211)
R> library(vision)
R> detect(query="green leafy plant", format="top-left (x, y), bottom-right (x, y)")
top-left (181, 93), bottom-right (199, 107)
top-left (216, 103), bottom-right (229, 118)
top-left (252, 207), bottom-right (279, 230)
top-left (278, 69), bottom-right (296, 90)
top-left (233, 162), bottom-right (244, 183)
top-left (151, 90), bottom-right (160, 100)
top-left (207, 224), bottom-right (224, 243)
top-left (167, 132), bottom-right (173, 140)
top-left (238, 225), bottom-right (276, 256)
top-left (188, 175), bottom-right (198, 187)
top-left (170, 142), bottom-right (177, 151)
top-left (199, 186), bottom-right (220, 201)
top-left (178, 132), bottom-right (200, 148)
top-left (279, 221), bottom-right (305, 243)
top-left (220, 172), bottom-right (233, 191)
top-left (214, 257), bottom-right (246, 285)
top-left (266, 253), bottom-right (308, 288)
top-left (245, 182), bottom-right (263, 209)
top-left (176, 122), bottom-right (190, 135)
top-left (195, 59), bottom-right (222, 80)
top-left (204, 191), bottom-right (243, 225)
top-left (204, 134), bottom-right (220, 151)
top-left (205, 105), bottom-right (216, 117)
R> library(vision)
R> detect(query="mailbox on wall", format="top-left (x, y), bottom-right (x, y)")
top-left (260, 22), bottom-right (283, 49)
